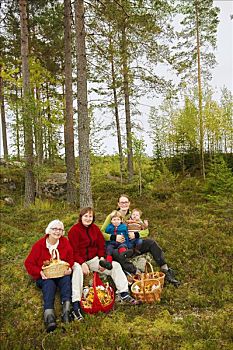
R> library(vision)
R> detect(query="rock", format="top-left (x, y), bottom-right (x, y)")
top-left (131, 253), bottom-right (154, 272)
top-left (4, 197), bottom-right (14, 205)
top-left (40, 173), bottom-right (67, 199)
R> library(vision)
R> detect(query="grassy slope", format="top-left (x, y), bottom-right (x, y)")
top-left (0, 171), bottom-right (233, 350)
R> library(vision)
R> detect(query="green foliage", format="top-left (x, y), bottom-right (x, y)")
top-left (204, 156), bottom-right (233, 198)
top-left (1, 161), bottom-right (233, 349)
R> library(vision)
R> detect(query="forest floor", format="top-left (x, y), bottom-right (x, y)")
top-left (0, 165), bottom-right (233, 350)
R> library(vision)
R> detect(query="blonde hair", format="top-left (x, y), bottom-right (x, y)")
top-left (132, 208), bottom-right (142, 216)
top-left (110, 210), bottom-right (123, 220)
top-left (45, 220), bottom-right (64, 235)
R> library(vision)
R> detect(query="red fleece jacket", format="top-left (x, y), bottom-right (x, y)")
top-left (24, 235), bottom-right (74, 280)
top-left (68, 222), bottom-right (106, 265)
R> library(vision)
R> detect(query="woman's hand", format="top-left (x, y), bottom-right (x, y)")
top-left (98, 257), bottom-right (105, 272)
top-left (81, 262), bottom-right (90, 275)
top-left (64, 267), bottom-right (72, 276)
top-left (40, 270), bottom-right (48, 280)
top-left (128, 232), bottom-right (135, 240)
top-left (116, 235), bottom-right (125, 243)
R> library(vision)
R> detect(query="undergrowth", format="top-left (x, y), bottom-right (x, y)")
top-left (0, 161), bottom-right (233, 350)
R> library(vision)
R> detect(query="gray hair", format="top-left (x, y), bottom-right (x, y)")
top-left (45, 220), bottom-right (64, 235)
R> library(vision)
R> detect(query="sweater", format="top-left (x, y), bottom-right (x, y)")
top-left (105, 223), bottom-right (129, 245)
top-left (68, 222), bottom-right (106, 265)
top-left (24, 235), bottom-right (74, 281)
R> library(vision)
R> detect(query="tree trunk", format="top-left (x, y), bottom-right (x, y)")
top-left (64, 0), bottom-right (77, 205)
top-left (75, 0), bottom-right (93, 208)
top-left (0, 64), bottom-right (8, 160)
top-left (109, 33), bottom-right (124, 183)
top-left (15, 84), bottom-right (21, 160)
top-left (121, 23), bottom-right (134, 181)
top-left (195, 0), bottom-right (205, 179)
top-left (19, 0), bottom-right (35, 206)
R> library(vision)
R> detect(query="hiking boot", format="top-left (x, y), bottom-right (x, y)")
top-left (119, 249), bottom-right (134, 259)
top-left (62, 301), bottom-right (72, 323)
top-left (71, 308), bottom-right (84, 321)
top-left (120, 294), bottom-right (142, 305)
top-left (99, 259), bottom-right (113, 270)
top-left (44, 309), bottom-right (57, 333)
top-left (163, 268), bottom-right (180, 287)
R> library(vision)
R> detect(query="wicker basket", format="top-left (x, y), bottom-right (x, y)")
top-left (42, 249), bottom-right (70, 278)
top-left (130, 262), bottom-right (165, 289)
top-left (144, 262), bottom-right (165, 288)
top-left (131, 274), bottom-right (161, 303)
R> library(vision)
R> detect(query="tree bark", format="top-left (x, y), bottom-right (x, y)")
top-left (75, 0), bottom-right (93, 207)
top-left (121, 23), bottom-right (134, 181)
top-left (64, 0), bottom-right (77, 205)
top-left (109, 32), bottom-right (124, 183)
top-left (0, 64), bottom-right (8, 160)
top-left (19, 0), bottom-right (35, 206)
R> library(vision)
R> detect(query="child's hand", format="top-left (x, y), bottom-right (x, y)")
top-left (144, 219), bottom-right (149, 228)
top-left (116, 235), bottom-right (125, 243)
top-left (128, 232), bottom-right (135, 240)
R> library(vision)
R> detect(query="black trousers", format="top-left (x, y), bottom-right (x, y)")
top-left (112, 238), bottom-right (166, 274)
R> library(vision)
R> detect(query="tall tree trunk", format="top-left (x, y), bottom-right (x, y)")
top-left (64, 0), bottom-right (77, 205)
top-left (195, 0), bottom-right (205, 179)
top-left (15, 84), bottom-right (21, 160)
top-left (75, 0), bottom-right (92, 207)
top-left (109, 33), bottom-right (124, 183)
top-left (121, 23), bottom-right (134, 181)
top-left (19, 0), bottom-right (35, 206)
top-left (0, 65), bottom-right (8, 160)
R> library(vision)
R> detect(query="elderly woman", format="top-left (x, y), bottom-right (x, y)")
top-left (24, 220), bottom-right (74, 332)
top-left (101, 194), bottom-right (180, 287)
top-left (68, 207), bottom-right (141, 319)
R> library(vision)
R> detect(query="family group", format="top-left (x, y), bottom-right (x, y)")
top-left (24, 194), bottom-right (180, 332)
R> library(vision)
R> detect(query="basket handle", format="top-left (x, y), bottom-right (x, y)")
top-left (92, 272), bottom-right (104, 309)
top-left (145, 261), bottom-right (154, 274)
top-left (51, 248), bottom-right (60, 261)
top-left (141, 273), bottom-right (146, 300)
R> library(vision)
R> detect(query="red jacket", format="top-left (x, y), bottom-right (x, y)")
top-left (24, 235), bottom-right (74, 280)
top-left (68, 222), bottom-right (106, 265)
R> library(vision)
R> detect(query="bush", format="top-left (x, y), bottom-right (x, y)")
top-left (204, 156), bottom-right (233, 197)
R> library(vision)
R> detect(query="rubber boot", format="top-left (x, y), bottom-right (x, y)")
top-left (44, 309), bottom-right (56, 333)
top-left (62, 301), bottom-right (72, 323)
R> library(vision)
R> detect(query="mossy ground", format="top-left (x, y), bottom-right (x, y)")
top-left (0, 165), bottom-right (233, 350)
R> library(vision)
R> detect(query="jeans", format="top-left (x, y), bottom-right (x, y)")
top-left (36, 275), bottom-right (71, 310)
top-left (112, 238), bottom-right (167, 274)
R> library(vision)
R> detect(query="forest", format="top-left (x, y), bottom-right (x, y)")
top-left (0, 0), bottom-right (233, 349)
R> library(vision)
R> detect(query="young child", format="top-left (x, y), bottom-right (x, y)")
top-left (100, 211), bottom-right (134, 270)
top-left (126, 208), bottom-right (148, 233)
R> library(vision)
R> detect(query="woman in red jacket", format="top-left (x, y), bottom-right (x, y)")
top-left (68, 207), bottom-right (141, 320)
top-left (24, 220), bottom-right (74, 332)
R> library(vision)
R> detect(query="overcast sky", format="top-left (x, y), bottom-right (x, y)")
top-left (211, 0), bottom-right (233, 96)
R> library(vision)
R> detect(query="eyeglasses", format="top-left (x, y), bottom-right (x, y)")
top-left (119, 201), bottom-right (129, 205)
top-left (51, 228), bottom-right (64, 232)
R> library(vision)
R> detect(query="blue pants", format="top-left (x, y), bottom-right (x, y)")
top-left (106, 238), bottom-right (143, 255)
top-left (36, 275), bottom-right (71, 310)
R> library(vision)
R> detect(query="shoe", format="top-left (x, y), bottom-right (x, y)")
top-left (62, 301), bottom-right (72, 323)
top-left (44, 309), bottom-right (57, 333)
top-left (71, 308), bottom-right (84, 321)
top-left (119, 249), bottom-right (134, 259)
top-left (99, 259), bottom-right (113, 270)
top-left (163, 268), bottom-right (180, 287)
top-left (120, 294), bottom-right (142, 305)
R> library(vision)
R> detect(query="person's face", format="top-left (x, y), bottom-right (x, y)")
top-left (118, 196), bottom-right (130, 211)
top-left (131, 211), bottom-right (140, 221)
top-left (49, 223), bottom-right (64, 241)
top-left (81, 211), bottom-right (93, 227)
top-left (111, 216), bottom-right (121, 227)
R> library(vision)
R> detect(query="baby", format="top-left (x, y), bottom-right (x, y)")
top-left (126, 208), bottom-right (148, 233)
